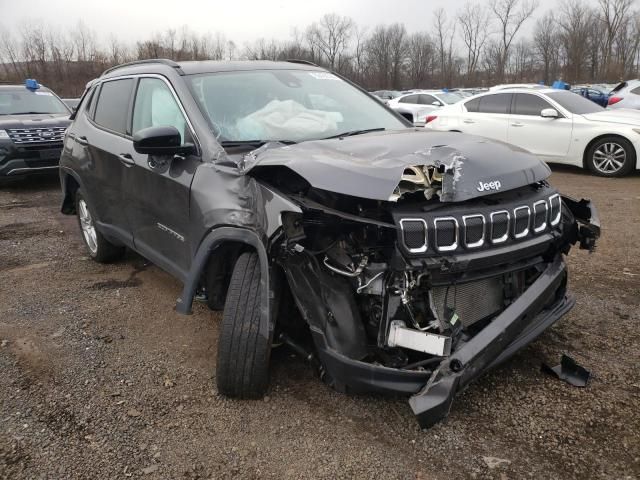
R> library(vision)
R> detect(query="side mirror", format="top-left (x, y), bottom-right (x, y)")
top-left (540, 108), bottom-right (559, 118)
top-left (133, 126), bottom-right (194, 156)
top-left (432, 101), bottom-right (442, 106)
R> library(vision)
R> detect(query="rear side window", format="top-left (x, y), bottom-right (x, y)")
top-left (93, 79), bottom-right (134, 135)
top-left (399, 95), bottom-right (419, 104)
top-left (464, 97), bottom-right (480, 112)
top-left (478, 94), bottom-right (512, 114)
top-left (419, 94), bottom-right (437, 105)
top-left (513, 93), bottom-right (551, 116)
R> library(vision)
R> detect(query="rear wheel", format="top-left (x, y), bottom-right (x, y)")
top-left (75, 190), bottom-right (125, 263)
top-left (216, 251), bottom-right (271, 398)
top-left (586, 137), bottom-right (635, 177)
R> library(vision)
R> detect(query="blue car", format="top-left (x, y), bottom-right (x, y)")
top-left (571, 87), bottom-right (609, 107)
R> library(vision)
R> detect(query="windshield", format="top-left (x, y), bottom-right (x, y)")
top-left (187, 70), bottom-right (407, 143)
top-left (546, 91), bottom-right (605, 115)
top-left (0, 89), bottom-right (70, 115)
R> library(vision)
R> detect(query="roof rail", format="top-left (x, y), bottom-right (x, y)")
top-left (102, 59), bottom-right (183, 77)
top-left (285, 59), bottom-right (319, 67)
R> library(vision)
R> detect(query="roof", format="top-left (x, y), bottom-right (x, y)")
top-left (0, 84), bottom-right (51, 91)
top-left (102, 59), bottom-right (324, 79)
top-left (479, 88), bottom-right (562, 95)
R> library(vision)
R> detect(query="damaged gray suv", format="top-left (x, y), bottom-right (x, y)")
top-left (59, 59), bottom-right (600, 428)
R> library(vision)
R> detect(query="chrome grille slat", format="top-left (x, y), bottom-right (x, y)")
top-left (462, 214), bottom-right (485, 248)
top-left (533, 200), bottom-right (548, 233)
top-left (8, 127), bottom-right (66, 144)
top-left (434, 217), bottom-right (459, 251)
top-left (513, 206), bottom-right (531, 239)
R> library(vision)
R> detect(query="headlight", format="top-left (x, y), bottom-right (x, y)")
top-left (0, 130), bottom-right (9, 140)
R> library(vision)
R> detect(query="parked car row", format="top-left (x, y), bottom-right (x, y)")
top-left (425, 87), bottom-right (640, 177)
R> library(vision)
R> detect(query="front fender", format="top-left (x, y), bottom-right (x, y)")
top-left (175, 228), bottom-right (271, 341)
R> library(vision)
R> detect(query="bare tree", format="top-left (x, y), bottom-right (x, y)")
top-left (533, 11), bottom-right (560, 84)
top-left (458, 1), bottom-right (491, 83)
top-left (433, 8), bottom-right (457, 86)
top-left (406, 32), bottom-right (434, 88)
top-left (557, 0), bottom-right (595, 82)
top-left (490, 0), bottom-right (539, 82)
top-left (306, 13), bottom-right (354, 70)
top-left (598, 0), bottom-right (636, 79)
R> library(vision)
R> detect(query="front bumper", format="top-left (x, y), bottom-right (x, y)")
top-left (316, 256), bottom-right (572, 428)
top-left (0, 143), bottom-right (62, 177)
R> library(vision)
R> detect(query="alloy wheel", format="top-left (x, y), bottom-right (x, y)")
top-left (78, 198), bottom-right (98, 254)
top-left (592, 142), bottom-right (626, 174)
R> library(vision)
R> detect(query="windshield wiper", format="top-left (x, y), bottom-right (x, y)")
top-left (11, 111), bottom-right (52, 115)
top-left (220, 139), bottom-right (297, 148)
top-left (323, 128), bottom-right (386, 140)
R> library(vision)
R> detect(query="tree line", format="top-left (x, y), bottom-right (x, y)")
top-left (1, 0), bottom-right (638, 97)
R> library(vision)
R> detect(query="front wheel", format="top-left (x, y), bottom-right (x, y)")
top-left (586, 137), bottom-right (635, 177)
top-left (216, 251), bottom-right (271, 398)
top-left (75, 190), bottom-right (125, 263)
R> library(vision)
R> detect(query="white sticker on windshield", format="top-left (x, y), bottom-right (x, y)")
top-left (35, 91), bottom-right (53, 96)
top-left (308, 72), bottom-right (340, 81)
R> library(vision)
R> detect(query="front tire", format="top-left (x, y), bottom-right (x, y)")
top-left (216, 251), bottom-right (271, 398)
top-left (586, 137), bottom-right (635, 177)
top-left (75, 190), bottom-right (125, 263)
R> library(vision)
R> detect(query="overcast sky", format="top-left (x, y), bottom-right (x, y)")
top-left (0, 0), bottom-right (609, 47)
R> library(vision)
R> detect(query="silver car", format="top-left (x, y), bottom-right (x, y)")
top-left (608, 80), bottom-right (640, 109)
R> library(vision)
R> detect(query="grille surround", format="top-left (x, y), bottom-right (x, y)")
top-left (513, 206), bottom-right (531, 239)
top-left (434, 217), bottom-right (459, 251)
top-left (533, 200), bottom-right (548, 233)
top-left (490, 210), bottom-right (510, 244)
top-left (462, 214), bottom-right (485, 248)
top-left (549, 194), bottom-right (561, 226)
top-left (399, 218), bottom-right (428, 253)
top-left (397, 192), bottom-right (562, 255)
top-left (8, 127), bottom-right (66, 145)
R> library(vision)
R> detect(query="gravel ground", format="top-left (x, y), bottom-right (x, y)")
top-left (0, 167), bottom-right (639, 480)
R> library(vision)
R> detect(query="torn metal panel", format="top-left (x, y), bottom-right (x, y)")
top-left (240, 130), bottom-right (551, 203)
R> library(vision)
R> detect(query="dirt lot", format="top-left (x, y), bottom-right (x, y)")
top-left (0, 167), bottom-right (639, 480)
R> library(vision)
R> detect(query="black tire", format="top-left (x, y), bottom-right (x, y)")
top-left (75, 190), bottom-right (125, 263)
top-left (586, 136), bottom-right (635, 177)
top-left (216, 251), bottom-right (271, 398)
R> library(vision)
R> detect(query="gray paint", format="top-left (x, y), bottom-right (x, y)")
top-left (241, 129), bottom-right (551, 203)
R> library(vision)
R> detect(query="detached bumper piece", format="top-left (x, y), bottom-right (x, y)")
top-left (542, 354), bottom-right (590, 387)
top-left (409, 257), bottom-right (571, 429)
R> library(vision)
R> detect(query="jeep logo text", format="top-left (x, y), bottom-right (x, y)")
top-left (477, 180), bottom-right (502, 192)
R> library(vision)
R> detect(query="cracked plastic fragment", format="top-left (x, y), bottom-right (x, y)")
top-left (542, 354), bottom-right (591, 387)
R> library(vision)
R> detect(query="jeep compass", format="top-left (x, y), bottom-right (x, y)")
top-left (59, 59), bottom-right (599, 427)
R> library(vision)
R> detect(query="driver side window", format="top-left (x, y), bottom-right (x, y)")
top-left (132, 78), bottom-right (190, 145)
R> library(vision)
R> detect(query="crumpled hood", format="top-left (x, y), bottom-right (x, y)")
top-left (581, 108), bottom-right (640, 126)
top-left (0, 113), bottom-right (71, 130)
top-left (241, 129), bottom-right (550, 202)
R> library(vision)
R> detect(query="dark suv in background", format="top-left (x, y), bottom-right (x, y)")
top-left (59, 59), bottom-right (599, 428)
top-left (0, 80), bottom-right (71, 178)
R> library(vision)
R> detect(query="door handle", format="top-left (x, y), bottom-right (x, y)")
top-left (118, 153), bottom-right (135, 166)
top-left (511, 122), bottom-right (524, 127)
top-left (75, 135), bottom-right (89, 146)
top-left (462, 119), bottom-right (475, 124)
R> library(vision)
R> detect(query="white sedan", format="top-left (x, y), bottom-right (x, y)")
top-left (425, 88), bottom-right (640, 176)
top-left (388, 91), bottom-right (464, 126)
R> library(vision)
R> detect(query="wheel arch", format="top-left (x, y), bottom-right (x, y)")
top-left (176, 227), bottom-right (270, 323)
top-left (582, 133), bottom-right (637, 170)
top-left (60, 168), bottom-right (83, 215)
